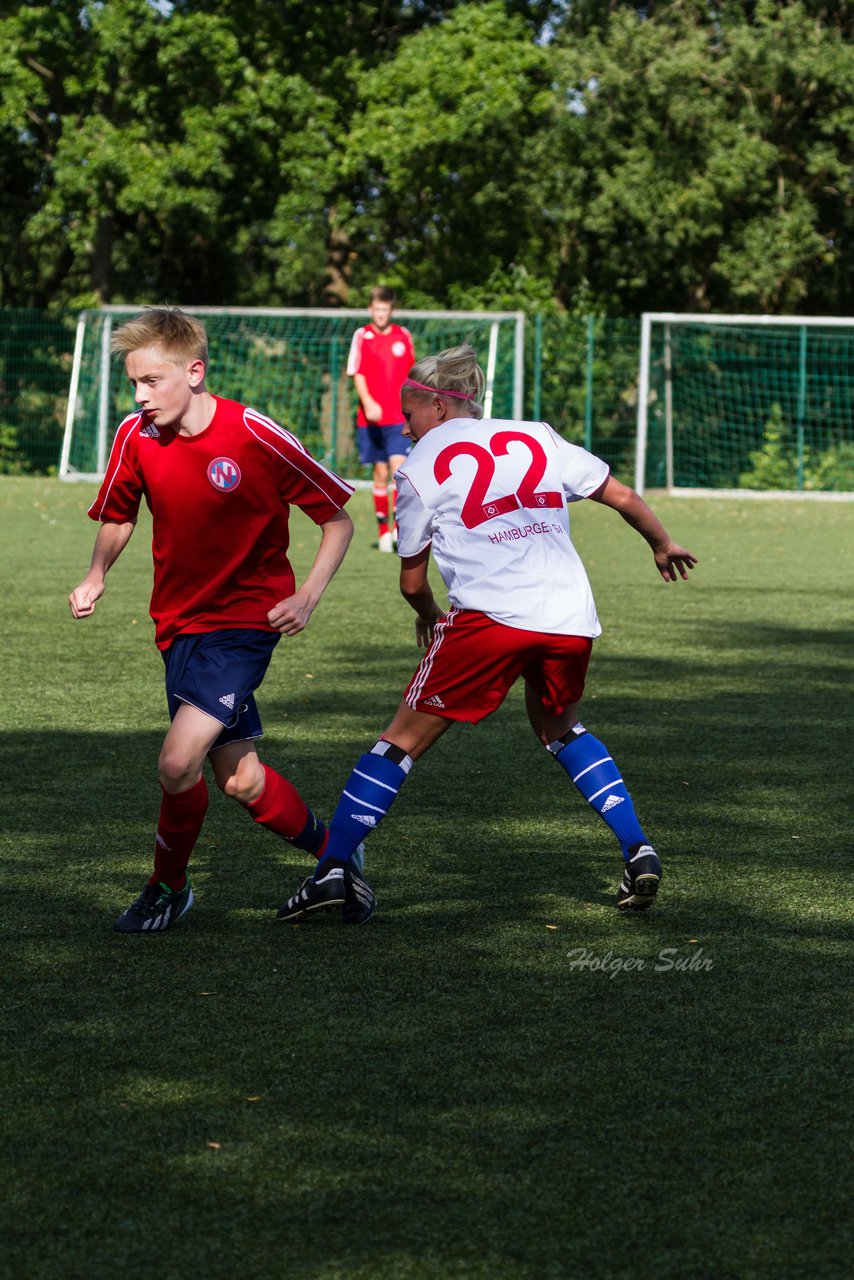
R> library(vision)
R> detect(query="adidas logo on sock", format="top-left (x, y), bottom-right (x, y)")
top-left (352, 814), bottom-right (377, 827)
top-left (601, 794), bottom-right (625, 813)
top-left (219, 692), bottom-right (235, 709)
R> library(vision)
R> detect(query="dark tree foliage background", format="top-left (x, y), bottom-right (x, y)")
top-left (2, 0), bottom-right (853, 314)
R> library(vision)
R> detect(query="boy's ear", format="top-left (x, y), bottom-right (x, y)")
top-left (187, 358), bottom-right (206, 387)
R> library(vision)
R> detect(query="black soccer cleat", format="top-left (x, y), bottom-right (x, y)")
top-left (277, 866), bottom-right (346, 922)
top-left (343, 866), bottom-right (377, 925)
top-left (114, 879), bottom-right (194, 933)
top-left (616, 845), bottom-right (662, 911)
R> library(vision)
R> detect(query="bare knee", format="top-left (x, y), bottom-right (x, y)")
top-left (217, 752), bottom-right (265, 804)
top-left (158, 744), bottom-right (203, 793)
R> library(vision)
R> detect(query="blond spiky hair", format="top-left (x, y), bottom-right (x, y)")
top-left (110, 306), bottom-right (208, 369)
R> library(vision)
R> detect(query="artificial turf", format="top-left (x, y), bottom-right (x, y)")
top-left (2, 477), bottom-right (852, 1279)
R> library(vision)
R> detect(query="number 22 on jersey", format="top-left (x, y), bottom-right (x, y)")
top-left (433, 430), bottom-right (563, 530)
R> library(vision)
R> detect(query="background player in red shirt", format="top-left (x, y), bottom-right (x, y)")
top-left (279, 344), bottom-right (697, 924)
top-left (68, 307), bottom-right (373, 932)
top-left (347, 286), bottom-right (415, 551)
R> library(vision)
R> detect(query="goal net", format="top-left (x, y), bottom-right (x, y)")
top-left (636, 314), bottom-right (854, 498)
top-left (59, 306), bottom-right (525, 482)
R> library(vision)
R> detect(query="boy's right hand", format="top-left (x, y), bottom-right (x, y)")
top-left (364, 396), bottom-right (383, 423)
top-left (69, 578), bottom-right (104, 617)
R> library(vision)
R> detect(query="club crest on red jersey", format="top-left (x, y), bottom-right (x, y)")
top-left (208, 457), bottom-right (241, 492)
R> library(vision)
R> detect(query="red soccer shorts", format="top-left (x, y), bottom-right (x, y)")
top-left (404, 608), bottom-right (593, 724)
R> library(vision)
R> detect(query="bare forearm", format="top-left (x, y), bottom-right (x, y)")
top-left (69, 520), bottom-right (135, 617)
top-left (88, 520), bottom-right (136, 579)
top-left (591, 475), bottom-right (697, 582)
top-left (401, 582), bottom-right (441, 618)
top-left (298, 510), bottom-right (354, 607)
top-left (612, 491), bottom-right (672, 552)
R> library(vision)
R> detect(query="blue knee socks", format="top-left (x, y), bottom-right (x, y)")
top-left (548, 724), bottom-right (647, 859)
top-left (315, 742), bottom-right (412, 872)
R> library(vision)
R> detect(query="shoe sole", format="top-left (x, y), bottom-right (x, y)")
top-left (617, 873), bottom-right (660, 911)
top-left (276, 893), bottom-right (346, 924)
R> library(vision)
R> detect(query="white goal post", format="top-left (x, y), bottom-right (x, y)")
top-left (59, 306), bottom-right (526, 482)
top-left (636, 313), bottom-right (854, 500)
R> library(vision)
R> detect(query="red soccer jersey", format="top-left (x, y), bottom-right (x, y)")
top-left (89, 395), bottom-right (353, 649)
top-left (347, 323), bottom-right (415, 427)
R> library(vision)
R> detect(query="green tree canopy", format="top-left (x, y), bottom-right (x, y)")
top-left (1, 0), bottom-right (853, 313)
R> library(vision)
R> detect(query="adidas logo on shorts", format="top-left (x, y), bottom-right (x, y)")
top-left (219, 692), bottom-right (236, 710)
top-left (423, 694), bottom-right (445, 709)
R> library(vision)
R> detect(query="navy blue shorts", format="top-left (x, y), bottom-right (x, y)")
top-left (162, 629), bottom-right (280, 750)
top-left (356, 423), bottom-right (411, 466)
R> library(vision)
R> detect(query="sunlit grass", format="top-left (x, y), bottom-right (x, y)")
top-left (2, 478), bottom-right (852, 1279)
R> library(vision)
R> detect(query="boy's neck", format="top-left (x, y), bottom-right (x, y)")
top-left (176, 389), bottom-right (216, 436)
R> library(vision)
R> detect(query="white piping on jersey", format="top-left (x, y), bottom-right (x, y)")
top-left (242, 407), bottom-right (354, 505)
top-left (89, 411), bottom-right (144, 521)
top-left (405, 607), bottom-right (460, 708)
top-left (245, 406), bottom-right (312, 455)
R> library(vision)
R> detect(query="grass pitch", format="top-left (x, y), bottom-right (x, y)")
top-left (2, 477), bottom-right (852, 1279)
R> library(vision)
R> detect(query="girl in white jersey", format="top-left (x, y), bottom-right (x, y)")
top-left (280, 345), bottom-right (697, 923)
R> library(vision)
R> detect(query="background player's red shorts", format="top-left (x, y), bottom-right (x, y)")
top-left (404, 608), bottom-right (592, 724)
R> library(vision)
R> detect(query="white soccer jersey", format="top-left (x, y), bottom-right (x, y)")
top-left (394, 418), bottom-right (610, 636)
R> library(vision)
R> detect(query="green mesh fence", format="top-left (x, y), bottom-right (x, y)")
top-left (525, 316), bottom-right (640, 481)
top-left (6, 308), bottom-right (854, 491)
top-left (62, 309), bottom-right (522, 479)
top-left (643, 319), bottom-right (854, 492)
top-left (0, 310), bottom-right (78, 474)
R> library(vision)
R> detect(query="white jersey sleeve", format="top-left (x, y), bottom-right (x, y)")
top-left (546, 424), bottom-right (611, 501)
top-left (394, 471), bottom-right (434, 557)
top-left (346, 327), bottom-right (365, 377)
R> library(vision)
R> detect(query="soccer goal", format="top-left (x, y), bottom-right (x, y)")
top-left (636, 313), bottom-right (854, 499)
top-left (59, 306), bottom-right (525, 482)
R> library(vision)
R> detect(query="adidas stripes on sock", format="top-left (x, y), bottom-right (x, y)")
top-left (315, 741), bottom-right (413, 871)
top-left (548, 724), bottom-right (647, 859)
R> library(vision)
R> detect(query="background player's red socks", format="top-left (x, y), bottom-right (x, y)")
top-left (150, 775), bottom-right (209, 889)
top-left (373, 484), bottom-right (390, 536)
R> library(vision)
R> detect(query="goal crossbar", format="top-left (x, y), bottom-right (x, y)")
top-left (60, 306), bottom-right (526, 482)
